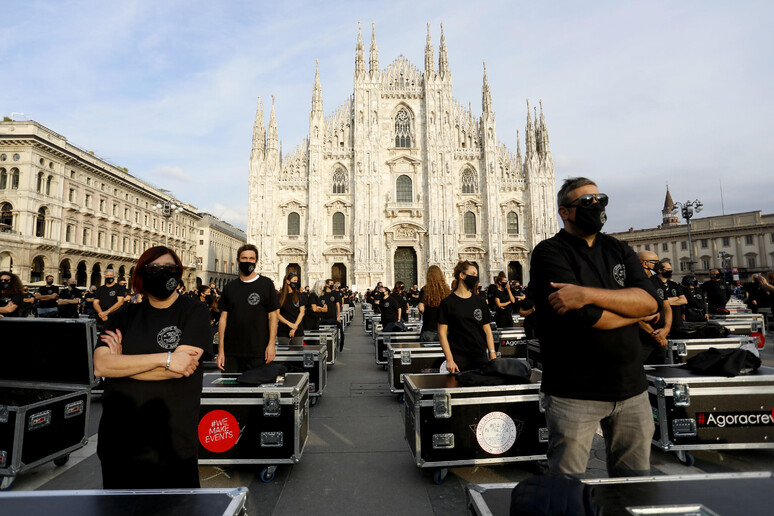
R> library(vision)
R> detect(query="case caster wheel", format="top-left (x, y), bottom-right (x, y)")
top-left (0, 476), bottom-right (15, 491)
top-left (397, 393), bottom-right (404, 403)
top-left (310, 397), bottom-right (318, 407)
top-left (53, 454), bottom-right (71, 467)
top-left (677, 451), bottom-right (695, 467)
top-left (382, 365), bottom-right (387, 371)
top-left (433, 468), bottom-right (448, 485)
top-left (260, 466), bottom-right (276, 483)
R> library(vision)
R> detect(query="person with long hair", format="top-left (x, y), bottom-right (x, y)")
top-left (277, 272), bottom-right (306, 345)
top-left (0, 271), bottom-right (24, 317)
top-left (418, 265), bottom-right (451, 342)
top-left (492, 271), bottom-right (516, 328)
top-left (93, 246), bottom-right (212, 489)
top-left (303, 279), bottom-right (325, 332)
top-left (437, 261), bottom-right (496, 372)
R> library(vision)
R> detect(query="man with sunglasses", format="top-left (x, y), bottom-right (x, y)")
top-left (529, 177), bottom-right (662, 478)
top-left (637, 251), bottom-right (672, 364)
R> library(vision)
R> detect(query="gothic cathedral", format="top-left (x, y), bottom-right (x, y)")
top-left (248, 23), bottom-right (557, 289)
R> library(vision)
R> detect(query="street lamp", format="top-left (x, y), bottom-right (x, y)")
top-left (674, 199), bottom-right (703, 275)
top-left (152, 200), bottom-right (183, 247)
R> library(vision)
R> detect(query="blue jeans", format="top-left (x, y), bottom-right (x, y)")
top-left (541, 390), bottom-right (654, 477)
top-left (37, 307), bottom-right (58, 318)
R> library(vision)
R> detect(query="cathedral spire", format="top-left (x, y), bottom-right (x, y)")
top-left (438, 23), bottom-right (449, 79)
top-left (539, 99), bottom-right (550, 155)
top-left (252, 96), bottom-right (265, 153)
top-left (482, 61), bottom-right (492, 113)
top-left (525, 99), bottom-right (536, 158)
top-left (267, 94), bottom-right (278, 152)
top-left (369, 22), bottom-right (379, 76)
top-left (516, 129), bottom-right (523, 169)
top-left (424, 23), bottom-right (435, 76)
top-left (355, 21), bottom-right (365, 79)
top-left (312, 59), bottom-right (323, 116)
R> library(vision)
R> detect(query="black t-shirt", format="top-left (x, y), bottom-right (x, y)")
top-left (58, 286), bottom-right (82, 318)
top-left (278, 291), bottom-right (306, 338)
top-left (684, 287), bottom-right (705, 311)
top-left (493, 286), bottom-right (514, 328)
top-left (418, 287), bottom-right (441, 333)
top-left (701, 280), bottom-right (730, 312)
top-left (95, 283), bottom-right (127, 312)
top-left (303, 292), bottom-right (320, 331)
top-left (97, 295), bottom-right (212, 463)
top-left (409, 289), bottom-right (420, 307)
top-left (396, 291), bottom-right (409, 314)
top-left (0, 292), bottom-right (24, 317)
top-left (651, 277), bottom-right (684, 330)
top-left (322, 290), bottom-right (340, 320)
top-left (219, 275), bottom-right (280, 357)
top-left (529, 229), bottom-right (662, 401)
top-left (37, 285), bottom-right (59, 309)
top-left (437, 292), bottom-right (492, 364)
top-left (18, 292), bottom-right (35, 317)
top-left (380, 293), bottom-right (403, 324)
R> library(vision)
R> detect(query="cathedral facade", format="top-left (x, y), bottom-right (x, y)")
top-left (248, 23), bottom-right (557, 289)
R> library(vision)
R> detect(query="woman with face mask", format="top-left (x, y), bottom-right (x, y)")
top-left (492, 271), bottom-right (516, 329)
top-left (277, 272), bottom-right (306, 345)
top-left (437, 261), bottom-right (496, 373)
top-left (0, 271), bottom-right (24, 317)
top-left (92, 246), bottom-right (212, 489)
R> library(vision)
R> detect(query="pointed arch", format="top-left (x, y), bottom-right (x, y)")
top-left (461, 167), bottom-right (477, 194)
top-left (392, 103), bottom-right (415, 148)
top-left (332, 166), bottom-right (348, 194)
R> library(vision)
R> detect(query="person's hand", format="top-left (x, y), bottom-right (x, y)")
top-left (289, 328), bottom-right (296, 338)
top-left (337, 315), bottom-right (341, 322)
top-left (169, 346), bottom-right (200, 376)
top-left (548, 282), bottom-right (588, 315)
top-left (216, 351), bottom-right (226, 371)
top-left (98, 311), bottom-right (108, 321)
top-left (290, 322), bottom-right (299, 331)
top-left (445, 359), bottom-right (459, 374)
top-left (265, 343), bottom-right (276, 364)
top-left (652, 327), bottom-right (669, 347)
top-left (100, 329), bottom-right (123, 355)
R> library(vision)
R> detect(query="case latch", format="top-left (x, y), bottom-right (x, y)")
top-left (0, 450), bottom-right (7, 468)
top-left (432, 433), bottom-right (455, 449)
top-left (64, 401), bottom-right (84, 419)
top-left (401, 350), bottom-right (412, 365)
top-left (538, 427), bottom-right (549, 443)
top-left (672, 418), bottom-right (697, 437)
top-left (433, 393), bottom-right (452, 419)
top-left (0, 405), bottom-right (8, 424)
top-left (263, 392), bottom-right (281, 417)
top-left (260, 431), bottom-right (284, 447)
top-left (675, 341), bottom-right (687, 357)
top-left (303, 352), bottom-right (314, 368)
top-left (29, 410), bottom-right (52, 431)
top-left (309, 382), bottom-right (316, 393)
top-left (672, 383), bottom-right (691, 406)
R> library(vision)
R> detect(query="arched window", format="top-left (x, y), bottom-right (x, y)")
top-left (0, 168), bottom-right (6, 189)
top-left (287, 212), bottom-right (300, 236)
top-left (46, 175), bottom-right (53, 196)
top-left (332, 212), bottom-right (345, 235)
top-left (464, 211), bottom-right (476, 235)
top-left (332, 168), bottom-right (347, 194)
top-left (36, 172), bottom-right (44, 193)
top-left (35, 207), bottom-right (47, 238)
top-left (395, 109), bottom-right (412, 148)
top-left (0, 202), bottom-right (13, 230)
top-left (461, 168), bottom-right (477, 194)
top-left (396, 174), bottom-right (412, 203)
top-left (507, 212), bottom-right (519, 235)
top-left (11, 168), bottom-right (19, 189)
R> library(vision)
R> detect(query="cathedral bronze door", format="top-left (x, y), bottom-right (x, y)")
top-left (332, 263), bottom-right (347, 286)
top-left (393, 247), bottom-right (417, 287)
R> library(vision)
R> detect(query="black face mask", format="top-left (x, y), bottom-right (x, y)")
top-left (290, 282), bottom-right (300, 290)
top-left (142, 269), bottom-right (178, 300)
top-left (46, 279), bottom-right (53, 285)
top-left (106, 278), bottom-right (115, 285)
top-left (205, 293), bottom-right (215, 304)
top-left (462, 274), bottom-right (479, 291)
top-left (662, 271), bottom-right (673, 279)
top-left (0, 280), bottom-right (10, 290)
top-left (572, 203), bottom-right (607, 235)
top-left (238, 262), bottom-right (256, 276)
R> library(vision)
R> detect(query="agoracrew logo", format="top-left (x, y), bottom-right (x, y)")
top-left (696, 411), bottom-right (774, 428)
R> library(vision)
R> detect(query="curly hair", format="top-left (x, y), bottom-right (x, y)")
top-left (422, 265), bottom-right (451, 308)
top-left (0, 271), bottom-right (23, 295)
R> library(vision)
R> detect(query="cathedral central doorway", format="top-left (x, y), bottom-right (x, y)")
top-left (508, 261), bottom-right (523, 282)
top-left (332, 263), bottom-right (347, 286)
top-left (394, 247), bottom-right (417, 287)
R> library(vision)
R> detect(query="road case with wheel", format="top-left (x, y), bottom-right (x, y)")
top-left (525, 340), bottom-right (543, 371)
top-left (646, 364), bottom-right (774, 465)
top-left (273, 344), bottom-right (327, 404)
top-left (198, 372), bottom-right (309, 482)
top-left (0, 318), bottom-right (95, 490)
top-left (491, 329), bottom-right (528, 358)
top-left (666, 336), bottom-right (757, 364)
top-left (403, 373), bottom-right (547, 483)
top-left (0, 487), bottom-right (248, 516)
top-left (375, 332), bottom-right (422, 366)
top-left (305, 327), bottom-right (337, 365)
top-left (387, 342), bottom-right (445, 394)
top-left (466, 472), bottom-right (774, 516)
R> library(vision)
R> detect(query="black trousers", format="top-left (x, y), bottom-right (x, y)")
top-left (224, 355), bottom-right (266, 373)
top-left (100, 455), bottom-right (200, 489)
top-left (323, 318), bottom-right (345, 351)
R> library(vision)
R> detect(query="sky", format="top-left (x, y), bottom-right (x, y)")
top-left (2, 0), bottom-right (772, 233)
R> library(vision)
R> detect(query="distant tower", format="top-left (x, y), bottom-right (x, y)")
top-left (662, 186), bottom-right (680, 227)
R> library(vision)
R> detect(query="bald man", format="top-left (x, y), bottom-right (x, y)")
top-left (637, 250), bottom-right (671, 364)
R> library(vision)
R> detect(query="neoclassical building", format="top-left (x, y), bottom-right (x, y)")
top-left (248, 23), bottom-right (557, 288)
top-left (196, 213), bottom-right (246, 289)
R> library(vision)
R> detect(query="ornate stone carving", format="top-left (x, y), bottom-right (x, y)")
top-left (395, 226), bottom-right (415, 240)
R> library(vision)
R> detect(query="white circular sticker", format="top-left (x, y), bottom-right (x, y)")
top-left (476, 411), bottom-right (517, 455)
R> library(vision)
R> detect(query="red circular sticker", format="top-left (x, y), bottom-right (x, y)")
top-left (198, 410), bottom-right (239, 453)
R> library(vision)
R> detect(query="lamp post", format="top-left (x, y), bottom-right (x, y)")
top-left (674, 199), bottom-right (703, 275)
top-left (152, 200), bottom-right (183, 248)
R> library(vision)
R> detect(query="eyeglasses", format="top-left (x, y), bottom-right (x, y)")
top-left (564, 193), bottom-right (608, 208)
top-left (144, 264), bottom-right (179, 273)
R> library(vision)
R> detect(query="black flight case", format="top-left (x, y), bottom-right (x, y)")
top-left (0, 487), bottom-right (248, 516)
top-left (306, 326), bottom-right (338, 365)
top-left (375, 331), bottom-right (421, 367)
top-left (0, 318), bottom-right (96, 490)
top-left (665, 335), bottom-right (757, 364)
top-left (387, 342), bottom-right (445, 398)
top-left (198, 372), bottom-right (309, 482)
top-left (403, 372), bottom-right (547, 484)
top-left (646, 364), bottom-right (774, 466)
top-left (273, 343), bottom-right (327, 406)
top-left (466, 472), bottom-right (774, 516)
top-left (491, 328), bottom-right (528, 358)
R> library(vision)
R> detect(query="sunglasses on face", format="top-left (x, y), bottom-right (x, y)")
top-left (144, 264), bottom-right (179, 273)
top-left (565, 193), bottom-right (609, 208)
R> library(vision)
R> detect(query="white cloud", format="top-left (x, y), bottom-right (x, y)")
top-left (208, 203), bottom-right (248, 230)
top-left (151, 166), bottom-right (192, 182)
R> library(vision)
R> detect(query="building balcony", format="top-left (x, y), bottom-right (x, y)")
top-left (385, 201), bottom-right (423, 218)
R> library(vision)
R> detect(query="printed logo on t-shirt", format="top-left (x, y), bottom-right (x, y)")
top-left (473, 308), bottom-right (483, 322)
top-left (157, 326), bottom-right (182, 349)
top-left (109, 291), bottom-right (116, 297)
top-left (320, 299), bottom-right (326, 306)
top-left (329, 296), bottom-right (336, 303)
top-left (384, 301), bottom-right (390, 308)
top-left (612, 264), bottom-right (626, 287)
top-left (656, 289), bottom-right (665, 300)
top-left (247, 292), bottom-right (261, 305)
top-left (166, 278), bottom-right (178, 291)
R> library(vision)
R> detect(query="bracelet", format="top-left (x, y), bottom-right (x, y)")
top-left (165, 351), bottom-right (172, 370)
top-left (489, 350), bottom-right (497, 355)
